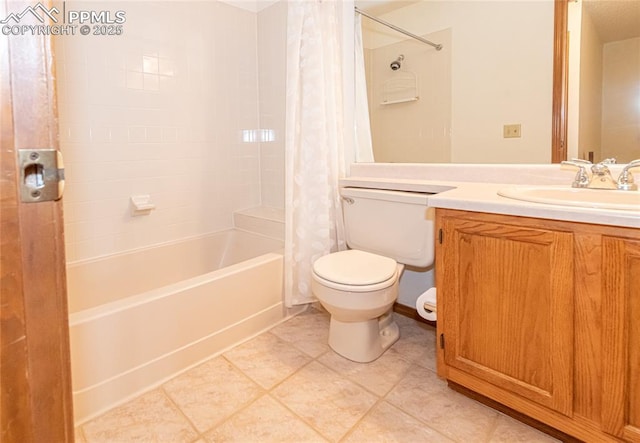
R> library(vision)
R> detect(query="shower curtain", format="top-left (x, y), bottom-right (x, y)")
top-left (355, 13), bottom-right (374, 163)
top-left (284, 0), bottom-right (373, 307)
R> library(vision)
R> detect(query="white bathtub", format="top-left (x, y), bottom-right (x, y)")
top-left (67, 229), bottom-right (285, 424)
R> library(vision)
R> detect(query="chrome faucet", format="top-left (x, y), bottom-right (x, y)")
top-left (562, 158), bottom-right (640, 190)
top-left (561, 159), bottom-right (590, 188)
top-left (616, 159), bottom-right (640, 191)
top-left (588, 163), bottom-right (617, 189)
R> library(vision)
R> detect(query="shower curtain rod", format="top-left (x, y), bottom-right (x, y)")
top-left (355, 6), bottom-right (443, 51)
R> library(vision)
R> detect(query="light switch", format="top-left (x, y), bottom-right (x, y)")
top-left (503, 124), bottom-right (521, 138)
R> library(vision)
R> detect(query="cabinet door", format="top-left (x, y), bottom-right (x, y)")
top-left (439, 213), bottom-right (574, 416)
top-left (602, 236), bottom-right (640, 442)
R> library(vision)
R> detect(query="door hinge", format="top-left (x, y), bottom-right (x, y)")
top-left (19, 149), bottom-right (65, 203)
top-left (438, 228), bottom-right (443, 244)
top-left (439, 333), bottom-right (445, 349)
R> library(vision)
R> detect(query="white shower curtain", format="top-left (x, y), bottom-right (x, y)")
top-left (355, 13), bottom-right (375, 163)
top-left (284, 0), bottom-right (372, 307)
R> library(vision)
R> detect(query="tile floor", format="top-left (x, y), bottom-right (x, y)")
top-left (75, 308), bottom-right (560, 443)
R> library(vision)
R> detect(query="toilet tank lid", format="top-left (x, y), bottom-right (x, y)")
top-left (313, 250), bottom-right (397, 285)
top-left (341, 187), bottom-right (431, 205)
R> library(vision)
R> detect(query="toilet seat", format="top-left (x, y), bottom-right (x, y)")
top-left (312, 250), bottom-right (398, 292)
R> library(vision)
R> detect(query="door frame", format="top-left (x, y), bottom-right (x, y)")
top-left (1, 0), bottom-right (74, 441)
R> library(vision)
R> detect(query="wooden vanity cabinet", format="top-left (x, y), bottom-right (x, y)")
top-left (435, 209), bottom-right (640, 442)
top-left (601, 236), bottom-right (640, 441)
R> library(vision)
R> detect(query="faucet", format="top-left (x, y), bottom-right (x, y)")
top-left (588, 162), bottom-right (618, 189)
top-left (616, 159), bottom-right (640, 191)
top-left (561, 159), bottom-right (591, 188)
top-left (562, 158), bottom-right (640, 190)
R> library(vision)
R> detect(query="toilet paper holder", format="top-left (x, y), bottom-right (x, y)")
top-left (416, 287), bottom-right (437, 322)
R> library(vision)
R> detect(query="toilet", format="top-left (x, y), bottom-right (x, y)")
top-left (311, 187), bottom-right (435, 363)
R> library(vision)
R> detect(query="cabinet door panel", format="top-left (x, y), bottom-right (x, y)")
top-left (602, 237), bottom-right (640, 441)
top-left (441, 216), bottom-right (574, 416)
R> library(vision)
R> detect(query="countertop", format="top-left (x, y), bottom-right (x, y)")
top-left (341, 177), bottom-right (640, 229)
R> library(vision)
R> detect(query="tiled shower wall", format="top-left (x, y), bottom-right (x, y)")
top-left (56, 1), bottom-right (286, 262)
top-left (257, 0), bottom-right (286, 210)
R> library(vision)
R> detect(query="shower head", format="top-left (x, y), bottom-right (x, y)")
top-left (390, 54), bottom-right (404, 71)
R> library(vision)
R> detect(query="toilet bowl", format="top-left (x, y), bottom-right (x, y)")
top-left (311, 249), bottom-right (404, 362)
top-left (311, 186), bottom-right (435, 363)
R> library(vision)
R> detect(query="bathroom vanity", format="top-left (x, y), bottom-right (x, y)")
top-left (342, 166), bottom-right (639, 442)
top-left (425, 172), bottom-right (640, 442)
top-left (435, 208), bottom-right (639, 443)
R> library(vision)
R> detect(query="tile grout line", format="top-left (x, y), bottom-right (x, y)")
top-left (216, 347), bottom-right (327, 440)
top-left (377, 360), bottom-right (460, 443)
top-left (158, 385), bottom-right (203, 442)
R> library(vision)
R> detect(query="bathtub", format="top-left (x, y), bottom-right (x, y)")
top-left (67, 229), bottom-right (285, 424)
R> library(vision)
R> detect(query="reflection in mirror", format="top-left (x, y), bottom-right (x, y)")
top-left (567, 0), bottom-right (640, 163)
top-left (364, 27), bottom-right (451, 162)
top-left (358, 1), bottom-right (555, 164)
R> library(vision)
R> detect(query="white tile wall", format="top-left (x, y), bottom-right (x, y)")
top-left (257, 1), bottom-right (286, 210)
top-left (56, 1), bottom-right (286, 262)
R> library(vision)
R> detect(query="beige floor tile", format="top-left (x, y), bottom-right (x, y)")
top-left (343, 401), bottom-right (455, 443)
top-left (76, 312), bottom-right (562, 442)
top-left (386, 365), bottom-right (499, 442)
top-left (270, 308), bottom-right (331, 358)
top-left (488, 414), bottom-right (561, 442)
top-left (204, 394), bottom-right (327, 442)
top-left (317, 348), bottom-right (412, 396)
top-left (81, 389), bottom-right (197, 443)
top-left (75, 427), bottom-right (87, 443)
top-left (223, 332), bottom-right (312, 389)
top-left (162, 357), bottom-right (262, 433)
top-left (389, 315), bottom-right (437, 372)
top-left (272, 361), bottom-right (378, 442)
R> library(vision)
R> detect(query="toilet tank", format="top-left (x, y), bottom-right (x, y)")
top-left (341, 187), bottom-right (435, 268)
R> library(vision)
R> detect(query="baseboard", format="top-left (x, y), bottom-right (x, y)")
top-left (393, 302), bottom-right (436, 328)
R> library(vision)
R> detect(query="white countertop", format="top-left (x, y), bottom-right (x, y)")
top-left (341, 177), bottom-right (640, 229)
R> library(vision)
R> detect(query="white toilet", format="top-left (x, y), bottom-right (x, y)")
top-left (311, 187), bottom-right (435, 363)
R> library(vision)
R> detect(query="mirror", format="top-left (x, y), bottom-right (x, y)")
top-left (565, 0), bottom-right (640, 163)
top-left (358, 0), bottom-right (639, 164)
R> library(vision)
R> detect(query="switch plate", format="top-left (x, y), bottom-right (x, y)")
top-left (503, 124), bottom-right (521, 138)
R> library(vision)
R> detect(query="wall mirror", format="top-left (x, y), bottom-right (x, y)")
top-left (566, 0), bottom-right (640, 164)
top-left (357, 0), bottom-right (639, 164)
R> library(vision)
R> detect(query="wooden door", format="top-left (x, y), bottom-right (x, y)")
top-left (437, 210), bottom-right (574, 416)
top-left (601, 236), bottom-right (640, 442)
top-left (0, 0), bottom-right (74, 441)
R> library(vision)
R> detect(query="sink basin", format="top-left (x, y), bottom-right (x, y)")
top-left (497, 186), bottom-right (640, 211)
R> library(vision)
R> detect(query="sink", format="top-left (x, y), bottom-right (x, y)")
top-left (497, 186), bottom-right (640, 211)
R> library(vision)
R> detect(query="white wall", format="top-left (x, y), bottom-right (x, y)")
top-left (361, 0), bottom-right (555, 163)
top-left (601, 37), bottom-right (640, 163)
top-left (577, 8), bottom-right (603, 162)
top-left (56, 1), bottom-right (278, 262)
top-left (567, 0), bottom-right (582, 161)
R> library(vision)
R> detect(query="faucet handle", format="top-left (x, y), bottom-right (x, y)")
top-left (617, 159), bottom-right (640, 191)
top-left (561, 160), bottom-right (590, 188)
top-left (600, 158), bottom-right (617, 164)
